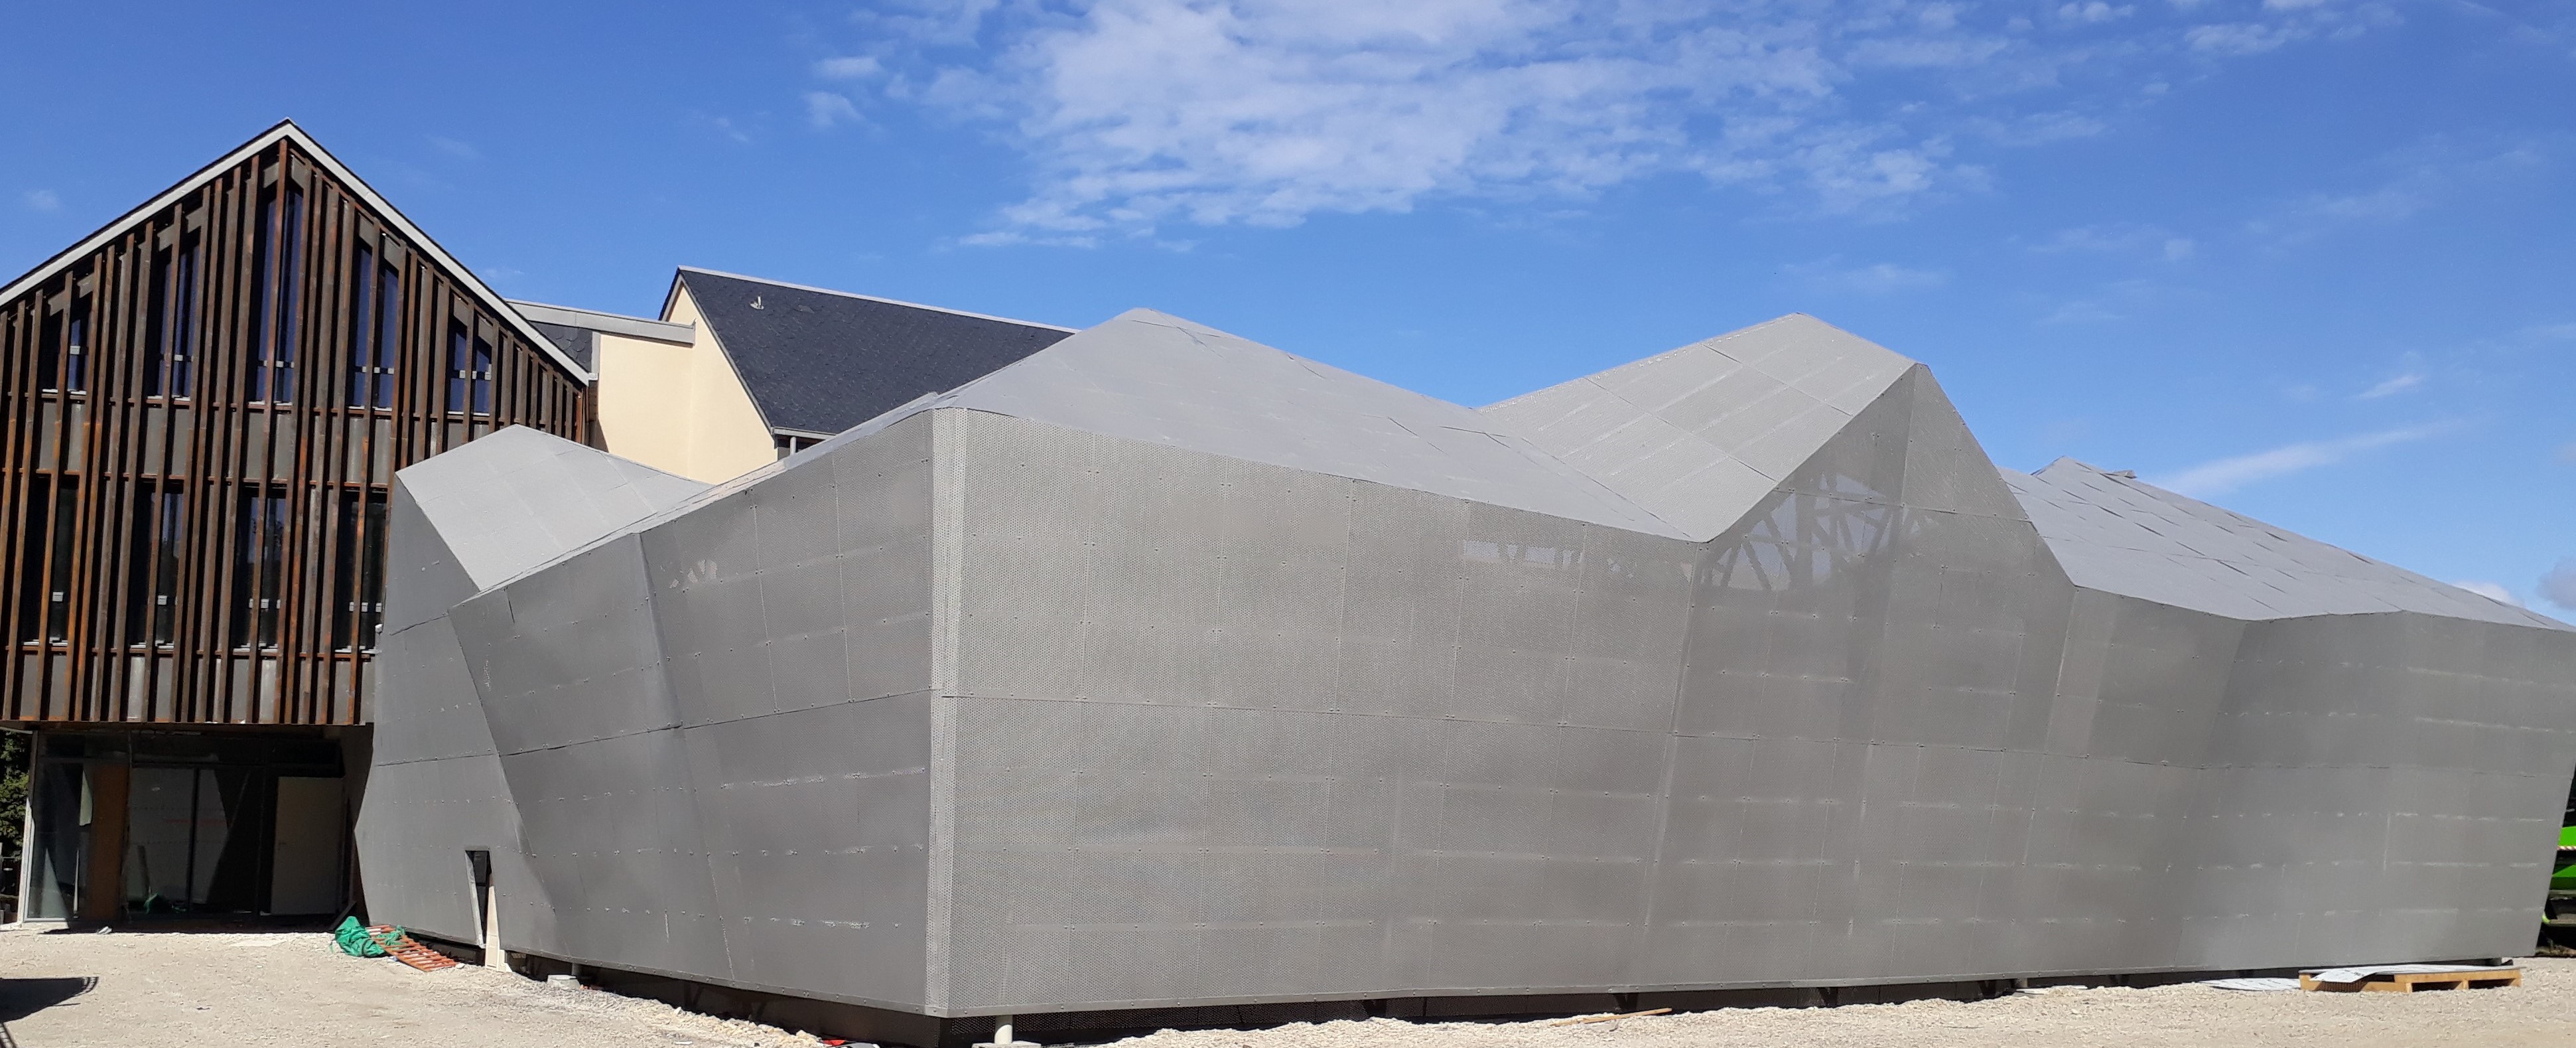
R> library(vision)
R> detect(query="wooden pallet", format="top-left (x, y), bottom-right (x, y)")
top-left (2299, 968), bottom-right (2519, 993)
top-left (362, 926), bottom-right (459, 972)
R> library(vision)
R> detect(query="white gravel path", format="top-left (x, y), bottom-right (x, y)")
top-left (4, 928), bottom-right (2571, 1048)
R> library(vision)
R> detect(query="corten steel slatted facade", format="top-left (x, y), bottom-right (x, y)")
top-left (4, 123), bottom-right (591, 921)
top-left (364, 308), bottom-right (2576, 1041)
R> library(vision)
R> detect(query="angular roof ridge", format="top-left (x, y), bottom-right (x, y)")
top-left (676, 266), bottom-right (1080, 333)
top-left (1, 120), bottom-right (592, 382)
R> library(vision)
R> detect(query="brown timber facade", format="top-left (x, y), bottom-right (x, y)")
top-left (3, 123), bottom-right (592, 923)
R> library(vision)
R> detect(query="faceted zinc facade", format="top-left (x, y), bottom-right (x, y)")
top-left (358, 311), bottom-right (2576, 1029)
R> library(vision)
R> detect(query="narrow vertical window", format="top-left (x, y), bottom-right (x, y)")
top-left (154, 487), bottom-right (184, 646)
top-left (372, 263), bottom-right (399, 408)
top-left (230, 488), bottom-right (287, 650)
top-left (272, 186), bottom-right (305, 404)
top-left (44, 479), bottom-right (78, 643)
top-left (330, 491), bottom-right (389, 651)
top-left (63, 295), bottom-right (90, 393)
top-left (170, 236), bottom-right (199, 398)
top-left (346, 243), bottom-right (375, 408)
top-left (144, 246), bottom-right (171, 397)
top-left (470, 334), bottom-right (494, 415)
top-left (124, 485), bottom-right (186, 646)
top-left (247, 189), bottom-right (275, 402)
top-left (446, 321), bottom-right (470, 413)
top-left (15, 477), bottom-right (52, 642)
top-left (331, 494), bottom-right (359, 651)
top-left (360, 492), bottom-right (386, 648)
top-left (36, 304), bottom-right (62, 392)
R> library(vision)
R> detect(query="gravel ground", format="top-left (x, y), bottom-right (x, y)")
top-left (4, 927), bottom-right (2573, 1048)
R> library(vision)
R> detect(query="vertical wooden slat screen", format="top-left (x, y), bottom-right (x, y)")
top-left (0, 139), bottom-right (588, 725)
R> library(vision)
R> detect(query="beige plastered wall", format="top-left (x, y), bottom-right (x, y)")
top-left (592, 284), bottom-right (776, 483)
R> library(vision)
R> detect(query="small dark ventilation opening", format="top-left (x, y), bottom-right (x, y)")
top-left (466, 850), bottom-right (494, 948)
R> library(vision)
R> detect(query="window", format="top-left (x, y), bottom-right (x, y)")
top-left (446, 322), bottom-right (494, 415)
top-left (445, 322), bottom-right (469, 413)
top-left (63, 296), bottom-right (90, 393)
top-left (247, 186), bottom-right (305, 404)
top-left (342, 244), bottom-right (404, 409)
top-left (16, 477), bottom-right (78, 644)
top-left (471, 335), bottom-right (493, 414)
top-left (143, 236), bottom-right (202, 398)
top-left (348, 244), bottom-right (379, 408)
top-left (330, 491), bottom-right (387, 652)
top-left (34, 293), bottom-right (86, 393)
top-left (372, 263), bottom-right (399, 408)
top-left (230, 488), bottom-right (288, 650)
top-left (125, 485), bottom-right (186, 647)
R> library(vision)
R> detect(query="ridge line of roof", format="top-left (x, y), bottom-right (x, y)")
top-left (3, 121), bottom-right (594, 383)
top-left (675, 266), bottom-right (1082, 333)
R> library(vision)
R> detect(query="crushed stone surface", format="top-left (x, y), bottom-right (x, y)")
top-left (5, 928), bottom-right (2573, 1048)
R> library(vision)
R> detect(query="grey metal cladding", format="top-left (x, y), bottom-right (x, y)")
top-left (936, 309), bottom-right (1686, 538)
top-left (364, 305), bottom-right (2576, 1021)
top-left (1483, 315), bottom-right (1916, 540)
top-left (393, 425), bottom-right (711, 591)
top-left (2005, 459), bottom-right (2567, 629)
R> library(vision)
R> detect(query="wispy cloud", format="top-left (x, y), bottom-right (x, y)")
top-left (2249, 136), bottom-right (2549, 244)
top-left (814, 55), bottom-right (884, 79)
top-left (2355, 372), bottom-right (2424, 399)
top-left (2451, 580), bottom-right (2522, 607)
top-left (2031, 222), bottom-right (2194, 260)
top-left (805, 91), bottom-right (863, 129)
top-left (833, 0), bottom-right (2406, 243)
top-left (21, 188), bottom-right (60, 212)
top-left (1785, 258), bottom-right (1947, 295)
top-left (2037, 278), bottom-right (2164, 324)
top-left (2542, 560), bottom-right (2576, 611)
top-left (2150, 422), bottom-right (2454, 496)
top-left (427, 136), bottom-right (480, 160)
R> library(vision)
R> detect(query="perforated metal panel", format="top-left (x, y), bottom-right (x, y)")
top-left (362, 311), bottom-right (2576, 1023)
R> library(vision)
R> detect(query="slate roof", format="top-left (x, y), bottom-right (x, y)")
top-left (524, 321), bottom-right (597, 371)
top-left (676, 267), bottom-right (1076, 437)
top-left (2006, 459), bottom-right (2567, 629)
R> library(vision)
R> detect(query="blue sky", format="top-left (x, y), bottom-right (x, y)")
top-left (5, 1), bottom-right (2573, 610)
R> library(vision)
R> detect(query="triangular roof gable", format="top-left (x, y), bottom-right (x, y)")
top-left (661, 267), bottom-right (1077, 437)
top-left (0, 119), bottom-right (592, 382)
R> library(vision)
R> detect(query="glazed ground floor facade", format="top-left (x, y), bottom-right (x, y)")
top-left (9, 724), bottom-right (366, 924)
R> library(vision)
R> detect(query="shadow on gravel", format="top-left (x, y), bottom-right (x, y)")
top-left (0, 976), bottom-right (98, 1023)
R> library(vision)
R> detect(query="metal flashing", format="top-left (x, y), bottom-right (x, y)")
top-left (508, 299), bottom-right (697, 344)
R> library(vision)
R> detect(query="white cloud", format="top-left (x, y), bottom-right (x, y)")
top-left (22, 188), bottom-right (60, 212)
top-left (2033, 222), bottom-right (2195, 260)
top-left (2186, 22), bottom-right (2298, 54)
top-left (427, 136), bottom-right (480, 160)
top-left (815, 56), bottom-right (884, 79)
top-left (2060, 2), bottom-right (2134, 23)
top-left (2541, 561), bottom-right (2576, 611)
top-left (835, 0), bottom-right (2403, 242)
top-left (2452, 581), bottom-right (2522, 607)
top-left (2355, 372), bottom-right (2423, 398)
top-left (1786, 258), bottom-right (1948, 294)
top-left (2250, 137), bottom-right (2546, 244)
top-left (2149, 422), bottom-right (2453, 496)
top-left (805, 92), bottom-right (863, 129)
